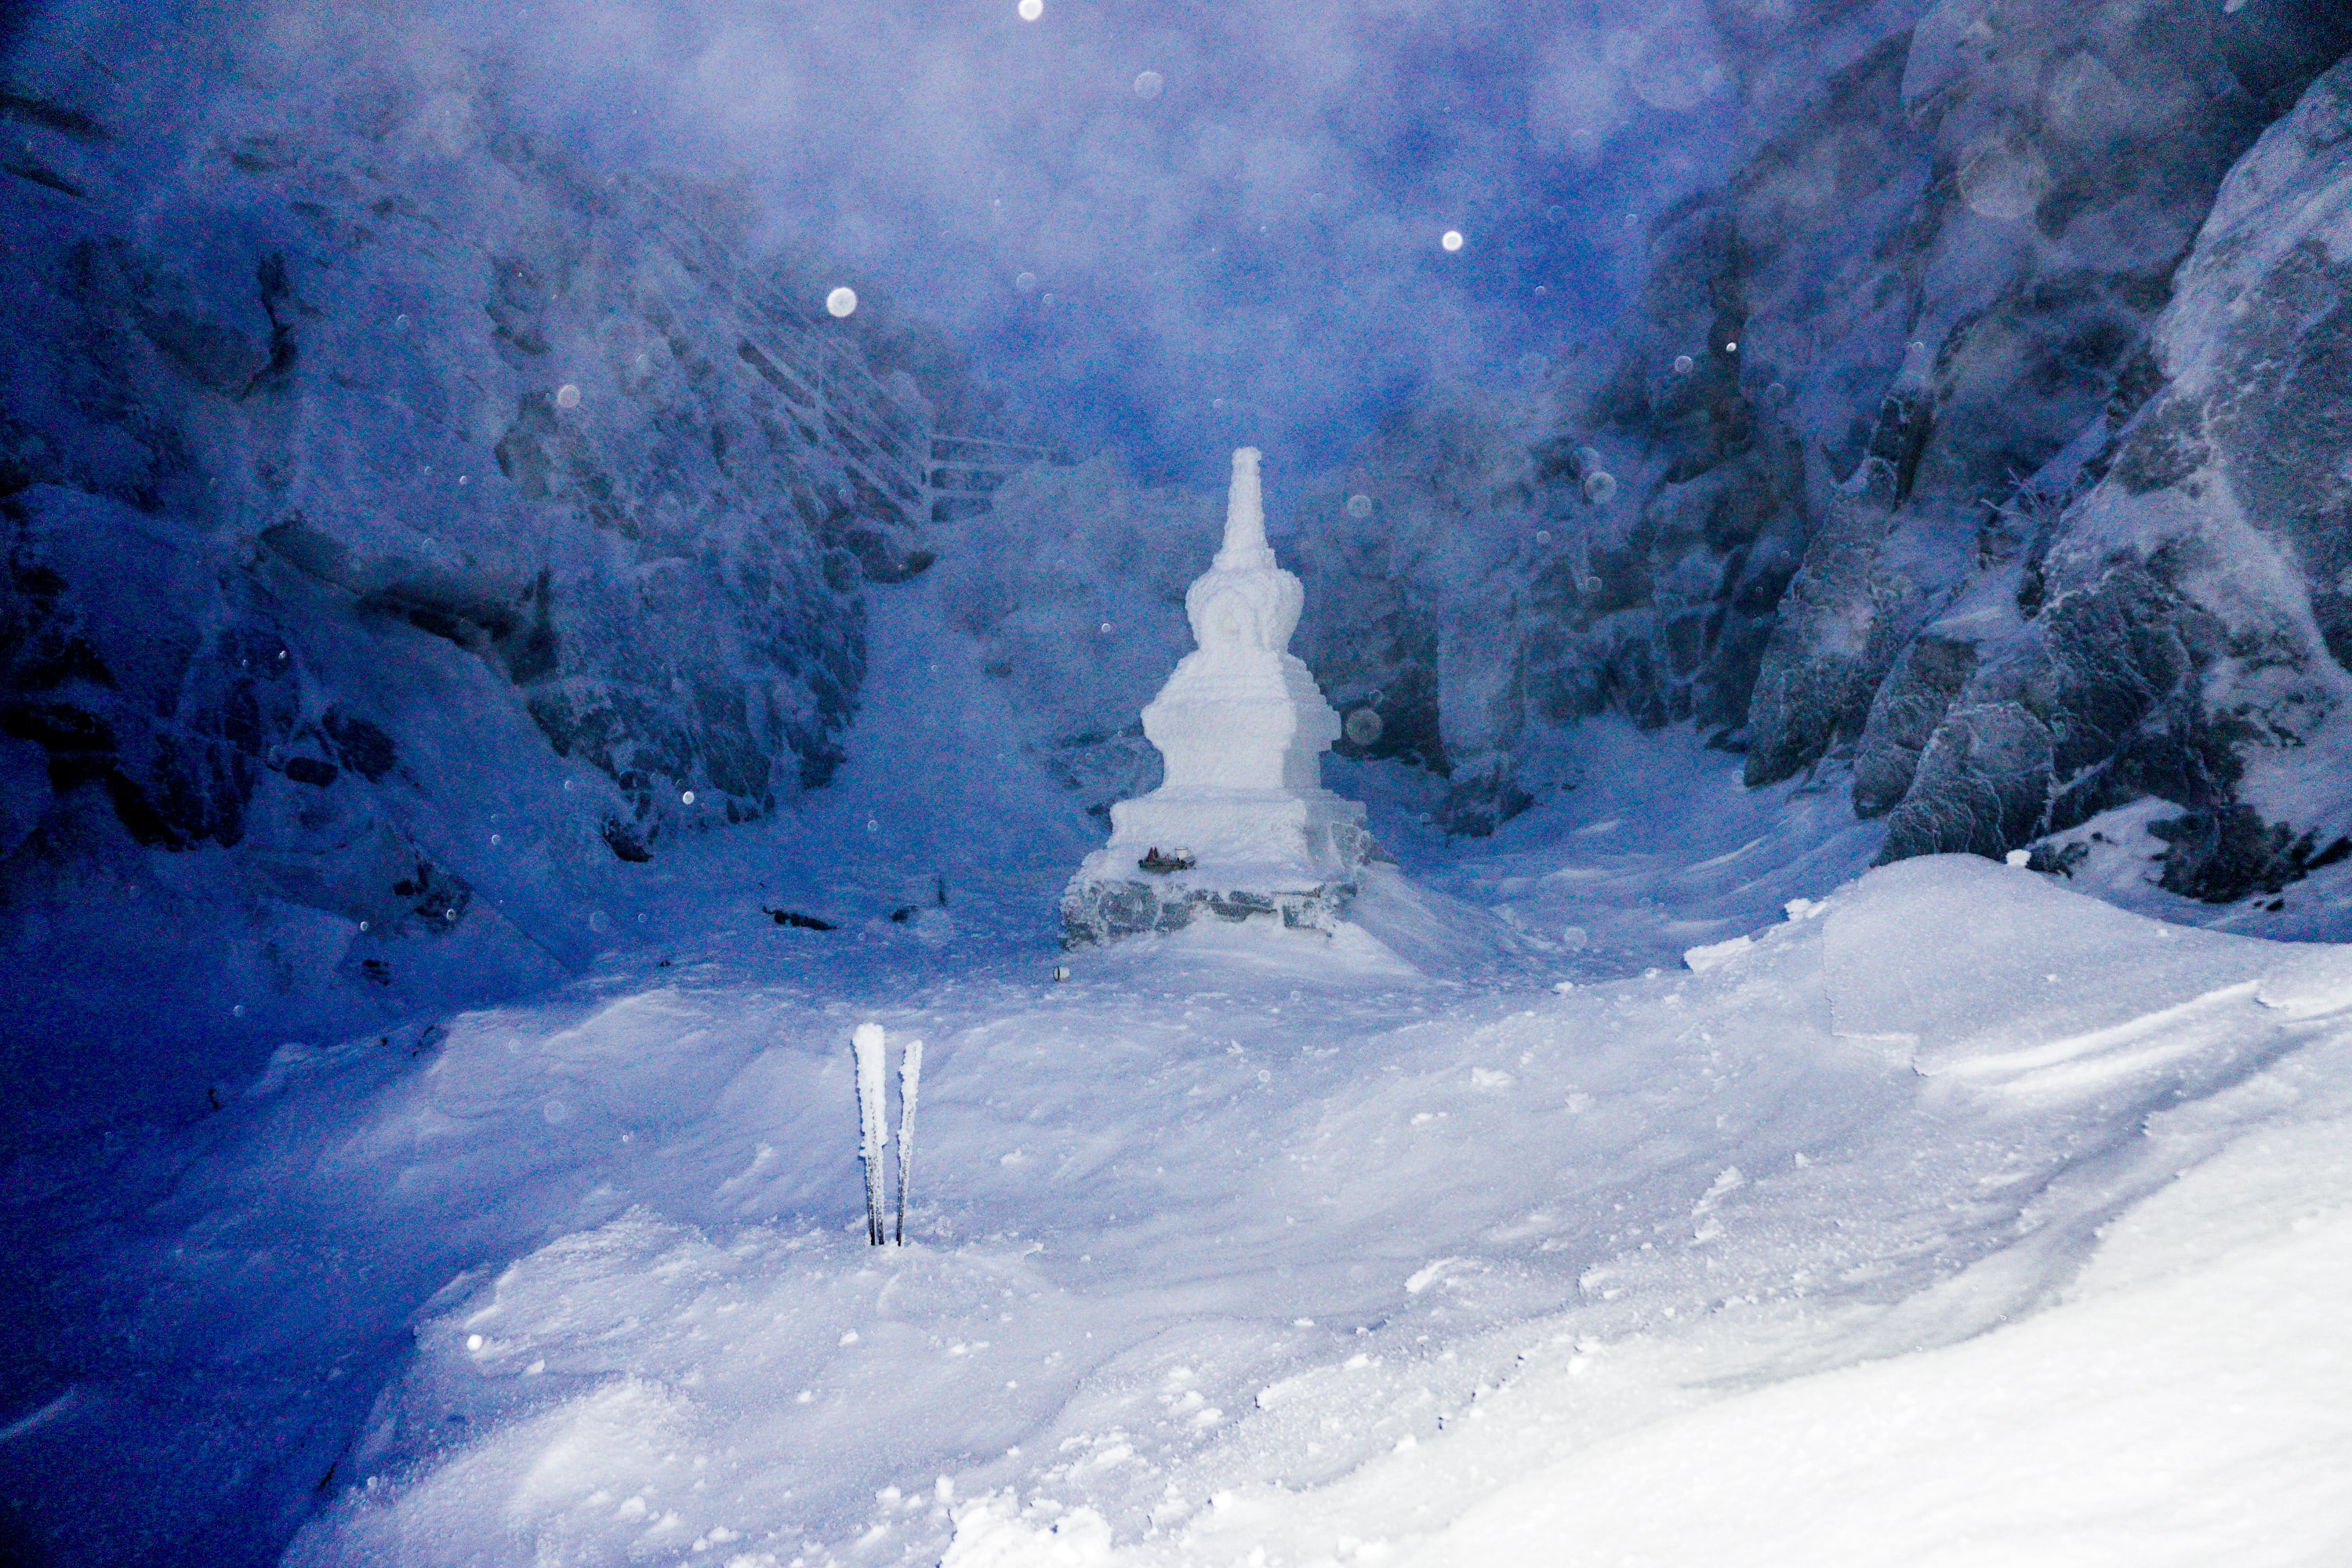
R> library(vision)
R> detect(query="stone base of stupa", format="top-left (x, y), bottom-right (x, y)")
top-left (1058, 792), bottom-right (1380, 948)
top-left (1059, 873), bottom-right (1361, 948)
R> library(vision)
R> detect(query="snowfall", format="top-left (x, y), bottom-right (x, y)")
top-left (10, 576), bottom-right (2352, 1568)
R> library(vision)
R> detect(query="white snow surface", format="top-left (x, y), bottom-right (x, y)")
top-left (10, 581), bottom-right (2352, 1567)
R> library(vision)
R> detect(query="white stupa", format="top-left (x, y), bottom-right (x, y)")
top-left (1062, 448), bottom-right (1376, 944)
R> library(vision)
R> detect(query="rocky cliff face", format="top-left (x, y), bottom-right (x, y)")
top-left (0, 13), bottom-right (955, 1138)
top-left (1882, 49), bottom-right (2352, 899)
top-left (1287, 0), bottom-right (2352, 902)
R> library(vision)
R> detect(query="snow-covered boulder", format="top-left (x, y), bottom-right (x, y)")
top-left (1062, 450), bottom-right (1376, 944)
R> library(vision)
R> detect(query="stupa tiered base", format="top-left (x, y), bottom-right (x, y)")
top-left (1061, 792), bottom-right (1377, 945)
top-left (1060, 873), bottom-right (1361, 946)
top-left (1059, 448), bottom-right (1379, 947)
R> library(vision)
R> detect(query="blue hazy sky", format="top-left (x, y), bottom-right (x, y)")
top-left (15, 0), bottom-right (1764, 498)
top-left (481, 0), bottom-right (1752, 495)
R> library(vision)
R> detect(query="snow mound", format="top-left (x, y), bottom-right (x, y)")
top-left (942, 1497), bottom-right (1116, 1567)
top-left (1821, 855), bottom-right (2326, 1085)
top-left (1341, 869), bottom-right (1523, 977)
top-left (1421, 1150), bottom-right (2352, 1568)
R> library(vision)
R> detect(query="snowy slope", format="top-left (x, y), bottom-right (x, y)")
top-left (9, 579), bottom-right (2345, 1566)
top-left (254, 844), bottom-right (2352, 1568)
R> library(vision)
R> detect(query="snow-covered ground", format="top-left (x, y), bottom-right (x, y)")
top-left (7, 579), bottom-right (2350, 1566)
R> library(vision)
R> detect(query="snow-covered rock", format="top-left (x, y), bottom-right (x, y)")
top-left (1281, 2), bottom-right (2352, 902)
top-left (0, 9), bottom-right (978, 1135)
top-left (1879, 49), bottom-right (2352, 895)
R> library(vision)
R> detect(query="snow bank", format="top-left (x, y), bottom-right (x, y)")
top-left (1419, 1149), bottom-right (2352, 1568)
top-left (1824, 855), bottom-right (2267, 1072)
top-left (205, 844), bottom-right (2352, 1567)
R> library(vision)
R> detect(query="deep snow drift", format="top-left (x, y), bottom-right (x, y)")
top-left (6, 578), bottom-right (2347, 1567)
top-left (293, 858), bottom-right (2352, 1568)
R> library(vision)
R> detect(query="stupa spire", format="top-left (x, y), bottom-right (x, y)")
top-left (1214, 446), bottom-right (1274, 571)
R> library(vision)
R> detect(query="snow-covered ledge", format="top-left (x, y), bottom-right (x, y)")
top-left (1062, 447), bottom-right (1377, 945)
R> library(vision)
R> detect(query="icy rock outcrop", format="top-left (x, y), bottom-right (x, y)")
top-left (1740, 343), bottom-right (1937, 789)
top-left (1636, 0), bottom-right (2350, 797)
top-left (0, 13), bottom-right (981, 1136)
top-left (1062, 449), bottom-right (1374, 943)
top-left (1878, 52), bottom-right (2352, 895)
top-left (1276, 0), bottom-right (2352, 880)
top-left (1850, 633), bottom-right (1980, 820)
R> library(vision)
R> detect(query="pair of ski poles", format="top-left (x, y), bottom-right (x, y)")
top-left (853, 1023), bottom-right (923, 1245)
